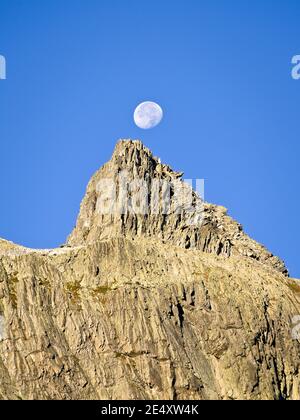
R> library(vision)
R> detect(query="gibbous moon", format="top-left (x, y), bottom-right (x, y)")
top-left (134, 101), bottom-right (163, 129)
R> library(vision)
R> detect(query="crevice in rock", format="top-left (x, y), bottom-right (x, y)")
top-left (176, 302), bottom-right (185, 331)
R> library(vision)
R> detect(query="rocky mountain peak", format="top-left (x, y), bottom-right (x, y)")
top-left (0, 139), bottom-right (299, 400)
top-left (68, 139), bottom-right (288, 275)
top-left (100, 139), bottom-right (183, 182)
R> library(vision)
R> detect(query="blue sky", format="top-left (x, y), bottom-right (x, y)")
top-left (0, 0), bottom-right (299, 276)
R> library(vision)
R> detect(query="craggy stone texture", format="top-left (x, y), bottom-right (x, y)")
top-left (0, 140), bottom-right (299, 400)
top-left (68, 140), bottom-right (288, 275)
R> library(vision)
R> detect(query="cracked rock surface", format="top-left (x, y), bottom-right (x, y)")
top-left (0, 140), bottom-right (299, 400)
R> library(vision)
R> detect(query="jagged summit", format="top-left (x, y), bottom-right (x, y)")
top-left (0, 139), bottom-right (299, 400)
top-left (68, 139), bottom-right (288, 275)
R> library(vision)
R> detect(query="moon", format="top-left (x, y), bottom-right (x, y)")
top-left (134, 101), bottom-right (163, 129)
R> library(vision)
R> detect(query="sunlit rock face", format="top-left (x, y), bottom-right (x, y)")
top-left (0, 140), bottom-right (299, 400)
top-left (68, 140), bottom-right (288, 275)
top-left (0, 314), bottom-right (4, 341)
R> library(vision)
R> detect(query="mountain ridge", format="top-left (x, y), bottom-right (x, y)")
top-left (0, 139), bottom-right (299, 400)
top-left (68, 139), bottom-right (288, 275)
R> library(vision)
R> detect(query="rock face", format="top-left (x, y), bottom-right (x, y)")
top-left (68, 141), bottom-right (288, 275)
top-left (0, 139), bottom-right (299, 400)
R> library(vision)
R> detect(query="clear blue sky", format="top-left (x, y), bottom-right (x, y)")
top-left (0, 0), bottom-right (299, 276)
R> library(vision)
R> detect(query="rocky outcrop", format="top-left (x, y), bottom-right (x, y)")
top-left (0, 140), bottom-right (299, 400)
top-left (68, 140), bottom-right (288, 275)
